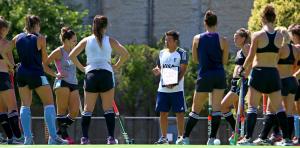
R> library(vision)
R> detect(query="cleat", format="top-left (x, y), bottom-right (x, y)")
top-left (154, 136), bottom-right (169, 144)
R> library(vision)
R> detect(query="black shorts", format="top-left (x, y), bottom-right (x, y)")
top-left (16, 72), bottom-right (49, 89)
top-left (281, 77), bottom-right (298, 96)
top-left (84, 69), bottom-right (114, 93)
top-left (0, 72), bottom-right (12, 91)
top-left (53, 79), bottom-right (78, 92)
top-left (196, 69), bottom-right (226, 92)
top-left (295, 79), bottom-right (300, 101)
top-left (248, 67), bottom-right (281, 94)
top-left (230, 77), bottom-right (249, 96)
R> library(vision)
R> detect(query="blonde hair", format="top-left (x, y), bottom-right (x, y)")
top-left (275, 26), bottom-right (290, 45)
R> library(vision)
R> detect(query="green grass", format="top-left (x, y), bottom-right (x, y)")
top-left (2, 145), bottom-right (300, 148)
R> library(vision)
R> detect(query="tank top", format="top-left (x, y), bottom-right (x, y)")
top-left (55, 47), bottom-right (78, 84)
top-left (15, 32), bottom-right (44, 76)
top-left (197, 32), bottom-right (223, 76)
top-left (85, 35), bottom-right (112, 74)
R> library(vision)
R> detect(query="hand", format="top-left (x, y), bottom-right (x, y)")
top-left (152, 67), bottom-right (160, 76)
top-left (238, 66), bottom-right (245, 77)
top-left (112, 64), bottom-right (121, 72)
top-left (56, 72), bottom-right (66, 79)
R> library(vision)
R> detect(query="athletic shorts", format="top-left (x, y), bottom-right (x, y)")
top-left (295, 79), bottom-right (300, 101)
top-left (248, 67), bottom-right (281, 94)
top-left (230, 77), bottom-right (249, 96)
top-left (155, 91), bottom-right (186, 113)
top-left (84, 69), bottom-right (114, 93)
top-left (16, 72), bottom-right (49, 89)
top-left (195, 69), bottom-right (226, 92)
top-left (53, 79), bottom-right (78, 92)
top-left (280, 77), bottom-right (298, 96)
top-left (0, 72), bottom-right (12, 91)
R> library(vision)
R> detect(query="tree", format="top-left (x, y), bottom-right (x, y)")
top-left (248, 0), bottom-right (300, 32)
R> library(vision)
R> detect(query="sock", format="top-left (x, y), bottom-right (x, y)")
top-left (0, 113), bottom-right (13, 139)
top-left (56, 115), bottom-right (65, 137)
top-left (272, 115), bottom-right (281, 136)
top-left (81, 112), bottom-right (92, 138)
top-left (183, 112), bottom-right (199, 138)
top-left (20, 106), bottom-right (32, 138)
top-left (104, 109), bottom-right (115, 138)
top-left (44, 105), bottom-right (57, 139)
top-left (223, 112), bottom-right (236, 131)
top-left (210, 111), bottom-right (222, 138)
top-left (8, 110), bottom-right (22, 138)
top-left (287, 115), bottom-right (294, 139)
top-left (246, 112), bottom-right (257, 139)
top-left (276, 111), bottom-right (289, 139)
top-left (260, 113), bottom-right (276, 139)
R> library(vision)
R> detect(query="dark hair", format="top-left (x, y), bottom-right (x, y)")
top-left (204, 10), bottom-right (217, 27)
top-left (93, 15), bottom-right (108, 47)
top-left (165, 30), bottom-right (179, 41)
top-left (60, 27), bottom-right (75, 42)
top-left (24, 15), bottom-right (40, 32)
top-left (261, 4), bottom-right (276, 23)
top-left (236, 28), bottom-right (251, 44)
top-left (290, 24), bottom-right (300, 37)
top-left (0, 16), bottom-right (9, 30)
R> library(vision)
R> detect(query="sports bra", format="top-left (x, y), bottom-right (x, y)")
top-left (256, 31), bottom-right (279, 53)
top-left (278, 44), bottom-right (295, 65)
top-left (234, 49), bottom-right (246, 65)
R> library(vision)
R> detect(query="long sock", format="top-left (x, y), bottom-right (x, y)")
top-left (276, 111), bottom-right (289, 139)
top-left (287, 115), bottom-right (294, 139)
top-left (56, 115), bottom-right (65, 136)
top-left (61, 115), bottom-right (75, 138)
top-left (223, 112), bottom-right (236, 131)
top-left (246, 112), bottom-right (257, 139)
top-left (104, 110), bottom-right (115, 138)
top-left (210, 111), bottom-right (222, 138)
top-left (260, 113), bottom-right (276, 139)
top-left (183, 112), bottom-right (199, 138)
top-left (272, 115), bottom-right (281, 136)
top-left (0, 113), bottom-right (13, 139)
top-left (81, 112), bottom-right (92, 138)
top-left (20, 106), bottom-right (32, 138)
top-left (44, 105), bottom-right (57, 139)
top-left (8, 110), bottom-right (22, 138)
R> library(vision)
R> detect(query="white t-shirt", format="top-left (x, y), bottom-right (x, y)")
top-left (157, 47), bottom-right (189, 93)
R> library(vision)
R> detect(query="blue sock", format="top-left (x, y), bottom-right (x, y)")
top-left (44, 105), bottom-right (57, 139)
top-left (20, 106), bottom-right (32, 138)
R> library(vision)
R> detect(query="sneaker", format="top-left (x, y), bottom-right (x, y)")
top-left (6, 138), bottom-right (13, 144)
top-left (207, 138), bottom-right (215, 145)
top-left (175, 136), bottom-right (185, 144)
top-left (237, 137), bottom-right (253, 145)
top-left (269, 134), bottom-right (282, 144)
top-left (48, 136), bottom-right (68, 145)
top-left (253, 138), bottom-right (271, 145)
top-left (12, 136), bottom-right (24, 144)
top-left (154, 136), bottom-right (169, 144)
top-left (80, 137), bottom-right (90, 144)
top-left (24, 136), bottom-right (34, 145)
top-left (107, 136), bottom-right (117, 144)
top-left (65, 137), bottom-right (75, 144)
top-left (274, 138), bottom-right (293, 146)
top-left (293, 137), bottom-right (300, 145)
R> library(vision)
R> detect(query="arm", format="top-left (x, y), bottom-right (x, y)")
top-left (293, 46), bottom-right (300, 79)
top-left (109, 38), bottom-right (130, 70)
top-left (1, 41), bottom-right (14, 70)
top-left (38, 35), bottom-right (54, 77)
top-left (43, 48), bottom-right (62, 77)
top-left (243, 33), bottom-right (258, 71)
top-left (221, 37), bottom-right (229, 65)
top-left (152, 54), bottom-right (161, 76)
top-left (178, 50), bottom-right (189, 81)
top-left (69, 38), bottom-right (86, 73)
top-left (192, 35), bottom-right (199, 64)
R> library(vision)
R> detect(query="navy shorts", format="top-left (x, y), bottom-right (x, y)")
top-left (0, 72), bottom-right (12, 91)
top-left (196, 69), bottom-right (226, 92)
top-left (16, 72), bottom-right (49, 89)
top-left (248, 67), bottom-right (281, 94)
top-left (230, 77), bottom-right (249, 96)
top-left (280, 77), bottom-right (298, 96)
top-left (84, 69), bottom-right (114, 93)
top-left (155, 91), bottom-right (186, 113)
top-left (53, 79), bottom-right (78, 92)
top-left (295, 79), bottom-right (300, 101)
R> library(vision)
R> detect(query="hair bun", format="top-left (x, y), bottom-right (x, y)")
top-left (61, 27), bottom-right (70, 34)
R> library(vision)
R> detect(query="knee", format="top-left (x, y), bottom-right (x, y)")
top-left (160, 112), bottom-right (168, 117)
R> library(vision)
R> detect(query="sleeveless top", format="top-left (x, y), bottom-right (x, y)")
top-left (235, 49), bottom-right (246, 66)
top-left (257, 31), bottom-right (279, 53)
top-left (278, 44), bottom-right (295, 65)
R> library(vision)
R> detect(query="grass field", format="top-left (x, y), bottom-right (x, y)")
top-left (2, 145), bottom-right (300, 148)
